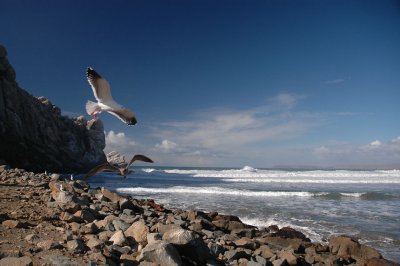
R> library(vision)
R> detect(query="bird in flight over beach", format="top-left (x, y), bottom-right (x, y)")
top-left (84, 154), bottom-right (153, 179)
top-left (86, 67), bottom-right (137, 125)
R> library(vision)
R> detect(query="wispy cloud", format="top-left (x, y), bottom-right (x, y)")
top-left (323, 78), bottom-right (346, 85)
top-left (150, 93), bottom-right (322, 165)
top-left (313, 137), bottom-right (400, 166)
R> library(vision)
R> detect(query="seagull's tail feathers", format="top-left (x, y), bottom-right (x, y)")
top-left (86, 100), bottom-right (101, 115)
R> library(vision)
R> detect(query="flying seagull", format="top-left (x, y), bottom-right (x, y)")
top-left (84, 154), bottom-right (153, 179)
top-left (86, 67), bottom-right (137, 125)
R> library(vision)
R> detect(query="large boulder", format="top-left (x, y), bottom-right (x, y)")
top-left (0, 44), bottom-right (106, 172)
top-left (139, 240), bottom-right (183, 266)
top-left (329, 235), bottom-right (382, 260)
top-left (162, 228), bottom-right (211, 264)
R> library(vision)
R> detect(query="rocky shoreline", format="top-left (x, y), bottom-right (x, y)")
top-left (0, 165), bottom-right (397, 266)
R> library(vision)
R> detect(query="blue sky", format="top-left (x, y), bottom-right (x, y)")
top-left (1, 0), bottom-right (400, 168)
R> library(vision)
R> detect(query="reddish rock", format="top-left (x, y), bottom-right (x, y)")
top-left (2, 219), bottom-right (22, 228)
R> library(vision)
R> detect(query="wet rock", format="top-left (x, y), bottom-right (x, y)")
top-left (139, 240), bottom-right (183, 266)
top-left (272, 226), bottom-right (309, 241)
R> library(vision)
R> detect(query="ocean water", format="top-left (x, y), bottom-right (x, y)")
top-left (86, 167), bottom-right (400, 261)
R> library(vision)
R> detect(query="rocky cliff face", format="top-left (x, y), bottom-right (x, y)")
top-left (0, 45), bottom-right (106, 173)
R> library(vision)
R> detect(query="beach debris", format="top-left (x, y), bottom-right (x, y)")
top-left (85, 67), bottom-right (137, 125)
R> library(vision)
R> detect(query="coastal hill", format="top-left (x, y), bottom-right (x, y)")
top-left (0, 45), bottom-right (106, 173)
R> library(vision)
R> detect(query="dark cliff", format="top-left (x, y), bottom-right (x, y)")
top-left (0, 45), bottom-right (106, 172)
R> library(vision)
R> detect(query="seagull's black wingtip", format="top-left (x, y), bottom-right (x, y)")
top-left (86, 67), bottom-right (101, 78)
top-left (127, 118), bottom-right (137, 126)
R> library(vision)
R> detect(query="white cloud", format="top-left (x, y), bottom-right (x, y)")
top-left (150, 94), bottom-right (322, 166)
top-left (154, 139), bottom-right (178, 153)
top-left (391, 136), bottom-right (400, 143)
top-left (369, 140), bottom-right (382, 147)
top-left (105, 130), bottom-right (136, 154)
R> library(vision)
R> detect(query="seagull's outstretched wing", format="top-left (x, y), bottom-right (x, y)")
top-left (84, 163), bottom-right (119, 179)
top-left (108, 108), bottom-right (137, 125)
top-left (87, 67), bottom-right (113, 102)
top-left (126, 154), bottom-right (154, 169)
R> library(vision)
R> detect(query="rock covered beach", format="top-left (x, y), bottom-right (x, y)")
top-left (0, 166), bottom-right (397, 266)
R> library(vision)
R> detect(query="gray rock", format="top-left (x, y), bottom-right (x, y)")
top-left (112, 219), bottom-right (130, 231)
top-left (40, 254), bottom-right (84, 266)
top-left (162, 228), bottom-right (211, 264)
top-left (67, 239), bottom-right (86, 253)
top-left (254, 255), bottom-right (267, 265)
top-left (111, 245), bottom-right (131, 254)
top-left (24, 234), bottom-right (40, 244)
top-left (54, 191), bottom-right (81, 213)
top-left (86, 237), bottom-right (104, 250)
top-left (139, 240), bottom-right (182, 266)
